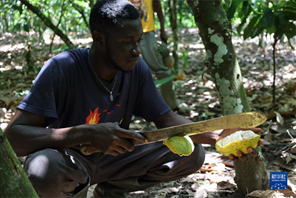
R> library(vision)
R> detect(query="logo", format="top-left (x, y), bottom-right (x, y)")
top-left (85, 107), bottom-right (101, 124)
top-left (85, 105), bottom-right (122, 125)
top-left (270, 172), bottom-right (287, 190)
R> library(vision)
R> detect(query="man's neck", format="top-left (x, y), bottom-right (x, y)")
top-left (88, 47), bottom-right (118, 82)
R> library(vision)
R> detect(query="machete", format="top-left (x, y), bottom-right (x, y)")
top-left (80, 111), bottom-right (267, 155)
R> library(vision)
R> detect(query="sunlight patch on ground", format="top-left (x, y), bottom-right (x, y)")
top-left (0, 43), bottom-right (25, 52)
top-left (0, 123), bottom-right (8, 130)
top-left (0, 65), bottom-right (12, 72)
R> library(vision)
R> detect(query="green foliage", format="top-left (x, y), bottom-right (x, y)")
top-left (224, 0), bottom-right (296, 48)
top-left (15, 89), bottom-right (30, 96)
top-left (157, 42), bottom-right (170, 57)
top-left (154, 75), bottom-right (176, 88)
top-left (176, 0), bottom-right (196, 28)
top-left (53, 44), bottom-right (69, 52)
top-left (1, 0), bottom-right (90, 35)
top-left (1, 0), bottom-right (294, 52)
top-left (180, 49), bottom-right (189, 67)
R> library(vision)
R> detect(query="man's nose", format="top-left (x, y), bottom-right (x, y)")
top-left (132, 43), bottom-right (141, 55)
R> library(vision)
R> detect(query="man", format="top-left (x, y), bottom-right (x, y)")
top-left (5, 1), bottom-right (261, 197)
top-left (129, 0), bottom-right (189, 114)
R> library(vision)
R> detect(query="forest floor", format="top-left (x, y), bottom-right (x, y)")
top-left (0, 28), bottom-right (296, 198)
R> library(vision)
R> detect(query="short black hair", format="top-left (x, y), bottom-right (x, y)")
top-left (89, 0), bottom-right (140, 34)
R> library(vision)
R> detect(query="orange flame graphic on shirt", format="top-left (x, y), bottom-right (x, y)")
top-left (85, 107), bottom-right (101, 124)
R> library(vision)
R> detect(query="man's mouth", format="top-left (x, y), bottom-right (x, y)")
top-left (127, 57), bottom-right (139, 62)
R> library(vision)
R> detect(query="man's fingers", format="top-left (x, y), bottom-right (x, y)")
top-left (117, 130), bottom-right (148, 143)
top-left (247, 147), bottom-right (259, 156)
top-left (236, 151), bottom-right (242, 157)
top-left (228, 146), bottom-right (261, 161)
top-left (228, 154), bottom-right (238, 161)
top-left (106, 150), bottom-right (120, 156)
top-left (114, 146), bottom-right (127, 154)
top-left (250, 128), bottom-right (262, 134)
top-left (116, 139), bottom-right (134, 152)
top-left (258, 139), bottom-right (263, 146)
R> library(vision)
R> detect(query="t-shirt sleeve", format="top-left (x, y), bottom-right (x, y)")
top-left (134, 59), bottom-right (171, 122)
top-left (17, 58), bottom-right (66, 119)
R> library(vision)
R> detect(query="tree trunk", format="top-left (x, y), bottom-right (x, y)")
top-left (272, 34), bottom-right (279, 107)
top-left (187, 0), bottom-right (269, 195)
top-left (0, 128), bottom-right (38, 197)
top-left (169, 0), bottom-right (179, 72)
top-left (0, 11), bottom-right (3, 36)
top-left (19, 0), bottom-right (76, 49)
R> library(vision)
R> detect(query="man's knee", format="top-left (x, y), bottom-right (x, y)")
top-left (24, 149), bottom-right (64, 194)
top-left (24, 148), bottom-right (89, 197)
top-left (186, 144), bottom-right (206, 174)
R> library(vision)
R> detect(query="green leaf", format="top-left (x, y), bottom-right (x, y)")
top-left (281, 10), bottom-right (296, 21)
top-left (274, 12), bottom-right (288, 27)
top-left (243, 14), bottom-right (261, 39)
top-left (260, 6), bottom-right (274, 28)
top-left (202, 112), bottom-right (208, 119)
top-left (181, 50), bottom-right (189, 67)
top-left (287, 39), bottom-right (295, 50)
top-left (53, 3), bottom-right (60, 12)
top-left (175, 82), bottom-right (182, 88)
top-left (14, 23), bottom-right (21, 31)
top-left (251, 26), bottom-right (265, 38)
top-left (226, 0), bottom-right (242, 20)
top-left (226, 0), bottom-right (232, 7)
top-left (11, 4), bottom-right (22, 14)
top-left (283, 23), bottom-right (296, 39)
top-left (53, 45), bottom-right (69, 52)
top-left (281, 0), bottom-right (296, 20)
top-left (248, 0), bottom-right (264, 10)
top-left (266, 25), bottom-right (276, 34)
top-left (15, 90), bottom-right (30, 96)
top-left (154, 75), bottom-right (176, 88)
top-left (241, 1), bottom-right (252, 16)
top-left (236, 2), bottom-right (253, 35)
top-left (23, 21), bottom-right (31, 32)
top-left (274, 111), bottom-right (284, 126)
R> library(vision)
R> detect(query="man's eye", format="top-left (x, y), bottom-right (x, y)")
top-left (122, 40), bottom-right (131, 44)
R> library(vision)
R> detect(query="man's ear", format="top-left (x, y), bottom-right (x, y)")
top-left (92, 31), bottom-right (105, 47)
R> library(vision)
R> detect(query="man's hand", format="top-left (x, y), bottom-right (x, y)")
top-left (86, 123), bottom-right (147, 156)
top-left (218, 128), bottom-right (263, 161)
top-left (160, 30), bottom-right (168, 43)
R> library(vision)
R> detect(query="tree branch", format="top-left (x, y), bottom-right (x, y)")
top-left (19, 0), bottom-right (76, 49)
top-left (69, 0), bottom-right (89, 28)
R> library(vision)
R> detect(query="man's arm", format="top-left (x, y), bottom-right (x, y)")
top-left (152, 0), bottom-right (168, 42)
top-left (5, 110), bottom-right (146, 156)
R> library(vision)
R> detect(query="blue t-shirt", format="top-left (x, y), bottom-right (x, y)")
top-left (18, 48), bottom-right (170, 129)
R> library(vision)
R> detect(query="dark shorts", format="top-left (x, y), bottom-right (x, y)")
top-left (24, 142), bottom-right (205, 197)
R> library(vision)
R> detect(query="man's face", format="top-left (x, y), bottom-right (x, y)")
top-left (104, 19), bottom-right (143, 72)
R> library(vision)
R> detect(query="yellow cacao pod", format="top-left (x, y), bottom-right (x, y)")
top-left (215, 130), bottom-right (260, 156)
top-left (163, 136), bottom-right (194, 156)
